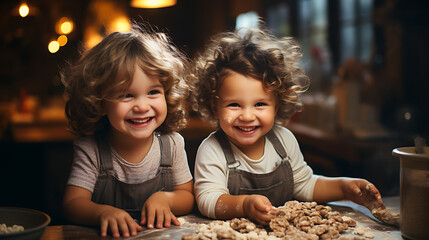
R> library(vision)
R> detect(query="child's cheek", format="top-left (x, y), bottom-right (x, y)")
top-left (224, 116), bottom-right (232, 124)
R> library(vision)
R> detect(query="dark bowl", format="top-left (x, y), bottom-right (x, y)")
top-left (0, 207), bottom-right (50, 240)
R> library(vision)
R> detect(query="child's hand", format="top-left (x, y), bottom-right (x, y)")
top-left (342, 178), bottom-right (383, 209)
top-left (99, 206), bottom-right (142, 238)
top-left (140, 191), bottom-right (180, 229)
top-left (243, 195), bottom-right (276, 225)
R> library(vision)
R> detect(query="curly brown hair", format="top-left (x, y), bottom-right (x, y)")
top-left (62, 23), bottom-right (189, 136)
top-left (190, 27), bottom-right (309, 127)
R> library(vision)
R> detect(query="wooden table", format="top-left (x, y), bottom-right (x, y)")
top-left (40, 197), bottom-right (402, 240)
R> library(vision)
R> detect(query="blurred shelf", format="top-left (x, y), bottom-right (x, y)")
top-left (286, 122), bottom-right (405, 196)
top-left (11, 120), bottom-right (74, 143)
top-left (9, 117), bottom-right (214, 143)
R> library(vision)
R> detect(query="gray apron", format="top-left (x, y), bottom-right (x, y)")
top-left (91, 131), bottom-right (174, 220)
top-left (214, 129), bottom-right (294, 207)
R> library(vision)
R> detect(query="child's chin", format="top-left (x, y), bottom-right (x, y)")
top-left (236, 138), bottom-right (259, 146)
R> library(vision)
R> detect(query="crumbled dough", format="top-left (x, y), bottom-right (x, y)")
top-left (370, 206), bottom-right (400, 227)
top-left (338, 237), bottom-right (365, 240)
top-left (0, 224), bottom-right (24, 234)
top-left (352, 226), bottom-right (373, 237)
top-left (182, 200), bottom-right (359, 240)
top-left (178, 217), bottom-right (187, 226)
top-left (363, 232), bottom-right (374, 239)
top-left (342, 216), bottom-right (357, 227)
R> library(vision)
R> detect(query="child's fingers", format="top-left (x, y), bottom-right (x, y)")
top-left (255, 196), bottom-right (273, 212)
top-left (171, 214), bottom-right (180, 226)
top-left (366, 183), bottom-right (380, 196)
top-left (135, 221), bottom-right (143, 232)
top-left (255, 212), bottom-right (275, 225)
top-left (108, 219), bottom-right (120, 238)
top-left (117, 218), bottom-right (131, 238)
top-left (156, 210), bottom-right (165, 228)
top-left (351, 182), bottom-right (363, 196)
top-left (125, 217), bottom-right (140, 236)
top-left (163, 212), bottom-right (172, 228)
top-left (365, 182), bottom-right (376, 194)
top-left (365, 182), bottom-right (383, 203)
top-left (140, 209), bottom-right (147, 226)
top-left (260, 212), bottom-right (276, 223)
top-left (145, 209), bottom-right (156, 229)
top-left (100, 220), bottom-right (109, 237)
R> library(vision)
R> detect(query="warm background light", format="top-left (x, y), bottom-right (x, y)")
top-left (56, 17), bottom-right (74, 35)
top-left (60, 22), bottom-right (72, 34)
top-left (83, 0), bottom-right (131, 49)
top-left (130, 0), bottom-right (176, 8)
top-left (19, 3), bottom-right (29, 17)
top-left (111, 17), bottom-right (131, 32)
top-left (48, 41), bottom-right (60, 53)
top-left (57, 35), bottom-right (68, 46)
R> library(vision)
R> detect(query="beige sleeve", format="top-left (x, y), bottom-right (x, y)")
top-left (170, 132), bottom-right (193, 186)
top-left (66, 136), bottom-right (100, 193)
top-left (194, 133), bottom-right (229, 219)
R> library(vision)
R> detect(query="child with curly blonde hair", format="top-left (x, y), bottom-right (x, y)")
top-left (191, 27), bottom-right (383, 225)
top-left (61, 23), bottom-right (194, 238)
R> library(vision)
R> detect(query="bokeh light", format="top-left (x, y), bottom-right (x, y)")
top-left (19, 3), bottom-right (29, 17)
top-left (48, 41), bottom-right (60, 53)
top-left (56, 17), bottom-right (74, 35)
top-left (57, 35), bottom-right (68, 46)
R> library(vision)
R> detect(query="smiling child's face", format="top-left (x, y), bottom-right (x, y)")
top-left (214, 71), bottom-right (277, 154)
top-left (104, 65), bottom-right (167, 143)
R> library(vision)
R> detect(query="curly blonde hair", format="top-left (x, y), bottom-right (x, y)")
top-left (190, 27), bottom-right (309, 127)
top-left (62, 23), bottom-right (189, 136)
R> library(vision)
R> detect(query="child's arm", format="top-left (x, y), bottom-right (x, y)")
top-left (63, 185), bottom-right (142, 238)
top-left (140, 180), bottom-right (194, 229)
top-left (214, 194), bottom-right (276, 225)
top-left (312, 176), bottom-right (383, 208)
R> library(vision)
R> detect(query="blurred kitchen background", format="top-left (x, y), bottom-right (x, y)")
top-left (1, 0), bottom-right (428, 225)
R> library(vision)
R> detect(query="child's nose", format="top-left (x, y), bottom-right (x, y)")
top-left (239, 109), bottom-right (256, 121)
top-left (132, 99), bottom-right (150, 112)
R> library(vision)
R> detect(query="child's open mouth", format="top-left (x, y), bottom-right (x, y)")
top-left (127, 117), bottom-right (152, 125)
top-left (236, 126), bottom-right (257, 132)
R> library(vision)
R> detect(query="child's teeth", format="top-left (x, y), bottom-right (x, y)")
top-left (239, 127), bottom-right (255, 132)
top-left (131, 118), bottom-right (149, 123)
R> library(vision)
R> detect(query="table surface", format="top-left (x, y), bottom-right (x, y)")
top-left (40, 196), bottom-right (402, 240)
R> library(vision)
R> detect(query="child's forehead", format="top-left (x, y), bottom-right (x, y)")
top-left (116, 61), bottom-right (152, 78)
top-left (220, 71), bottom-right (263, 86)
top-left (220, 73), bottom-right (273, 94)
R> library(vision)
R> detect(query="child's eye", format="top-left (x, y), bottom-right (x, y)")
top-left (227, 103), bottom-right (240, 107)
top-left (115, 93), bottom-right (132, 100)
top-left (148, 90), bottom-right (161, 95)
top-left (255, 102), bottom-right (266, 107)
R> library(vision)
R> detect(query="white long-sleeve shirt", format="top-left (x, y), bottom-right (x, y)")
top-left (194, 125), bottom-right (319, 218)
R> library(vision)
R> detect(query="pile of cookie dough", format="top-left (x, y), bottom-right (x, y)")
top-left (182, 201), bottom-right (366, 240)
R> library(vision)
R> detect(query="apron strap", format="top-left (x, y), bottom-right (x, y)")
top-left (214, 130), bottom-right (237, 166)
top-left (93, 132), bottom-right (173, 210)
top-left (95, 131), bottom-right (113, 172)
top-left (215, 129), bottom-right (288, 165)
top-left (265, 129), bottom-right (288, 159)
top-left (158, 134), bottom-right (172, 167)
top-left (94, 130), bottom-right (114, 205)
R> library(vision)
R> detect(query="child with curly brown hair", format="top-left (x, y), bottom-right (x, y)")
top-left (190, 27), bottom-right (384, 225)
top-left (61, 23), bottom-right (194, 238)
